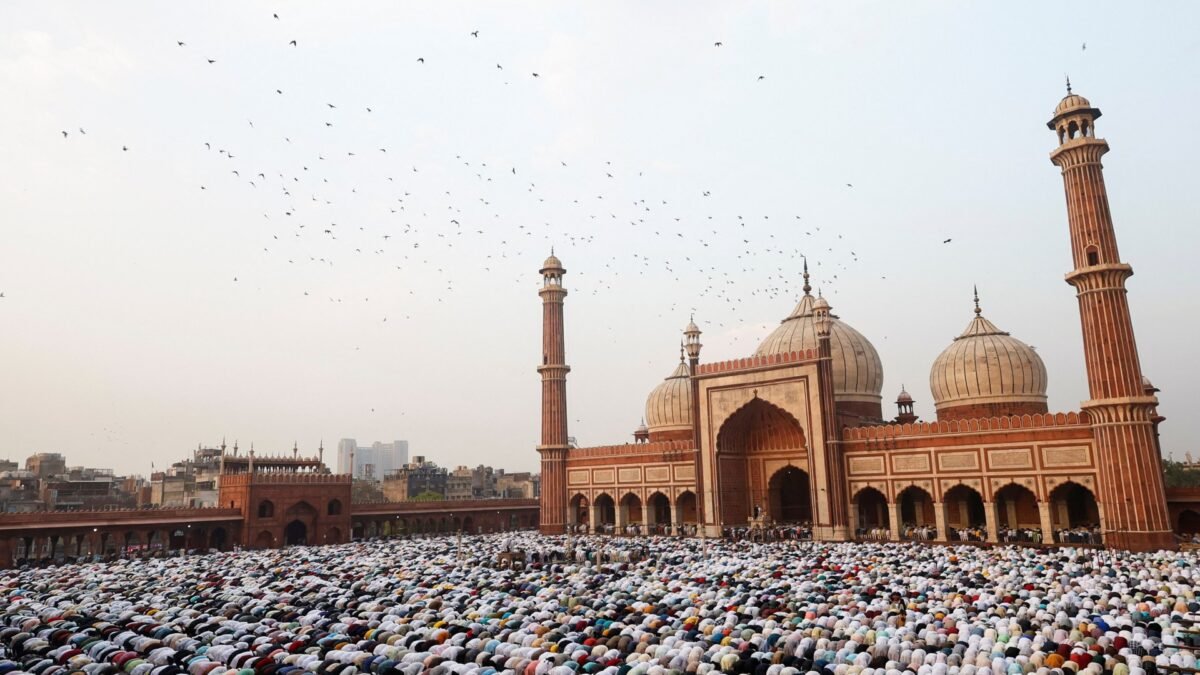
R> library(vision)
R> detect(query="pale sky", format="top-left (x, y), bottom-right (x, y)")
top-left (2, 2), bottom-right (1198, 477)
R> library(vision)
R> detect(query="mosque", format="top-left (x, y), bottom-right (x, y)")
top-left (536, 89), bottom-right (1176, 552)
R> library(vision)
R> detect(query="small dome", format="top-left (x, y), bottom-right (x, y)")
top-left (540, 253), bottom-right (564, 273)
top-left (645, 359), bottom-right (692, 434)
top-left (896, 387), bottom-right (913, 404)
top-left (1055, 93), bottom-right (1092, 116)
top-left (755, 292), bottom-right (884, 405)
top-left (930, 300), bottom-right (1047, 412)
top-left (813, 296), bottom-right (830, 311)
top-left (685, 318), bottom-right (700, 334)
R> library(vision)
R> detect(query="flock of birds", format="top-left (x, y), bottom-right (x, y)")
top-left (45, 15), bottom-right (1096, 358)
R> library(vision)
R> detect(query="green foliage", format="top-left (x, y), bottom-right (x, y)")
top-left (411, 490), bottom-right (445, 501)
top-left (1163, 459), bottom-right (1200, 488)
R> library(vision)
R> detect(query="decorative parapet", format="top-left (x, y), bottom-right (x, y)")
top-left (568, 440), bottom-right (694, 460)
top-left (219, 472), bottom-right (352, 486)
top-left (0, 507), bottom-right (241, 528)
top-left (842, 411), bottom-right (1091, 442)
top-left (695, 350), bottom-right (817, 376)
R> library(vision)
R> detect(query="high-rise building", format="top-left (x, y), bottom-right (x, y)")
top-left (336, 439), bottom-right (409, 481)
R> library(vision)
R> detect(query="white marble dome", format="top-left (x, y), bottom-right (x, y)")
top-left (644, 359), bottom-right (692, 435)
top-left (754, 292), bottom-right (884, 406)
top-left (930, 302), bottom-right (1047, 412)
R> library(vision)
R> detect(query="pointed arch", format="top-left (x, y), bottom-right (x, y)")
top-left (593, 493), bottom-right (616, 527)
top-left (716, 397), bottom-right (807, 526)
top-left (943, 484), bottom-right (986, 539)
top-left (716, 397), bottom-right (807, 455)
top-left (647, 492), bottom-right (671, 529)
top-left (619, 492), bottom-right (643, 527)
top-left (1049, 481), bottom-right (1100, 542)
top-left (853, 486), bottom-right (889, 539)
top-left (994, 482), bottom-right (1039, 530)
top-left (897, 485), bottom-right (934, 526)
top-left (766, 465), bottom-right (812, 523)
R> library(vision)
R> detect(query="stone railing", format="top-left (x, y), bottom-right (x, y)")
top-left (696, 350), bottom-right (817, 376)
top-left (568, 440), bottom-right (694, 459)
top-left (219, 472), bottom-right (352, 486)
top-left (843, 411), bottom-right (1091, 442)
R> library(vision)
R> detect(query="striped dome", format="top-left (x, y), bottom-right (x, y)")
top-left (754, 292), bottom-right (884, 405)
top-left (930, 305), bottom-right (1047, 411)
top-left (645, 359), bottom-right (692, 435)
top-left (1054, 93), bottom-right (1092, 116)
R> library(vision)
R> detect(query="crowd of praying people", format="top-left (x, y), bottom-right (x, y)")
top-left (722, 525), bottom-right (813, 542)
top-left (3, 532), bottom-right (1200, 675)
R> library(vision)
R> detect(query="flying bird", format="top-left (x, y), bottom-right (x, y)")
top-left (532, 72), bottom-right (539, 77)
top-left (417, 57), bottom-right (425, 63)
top-left (61, 130), bottom-right (68, 138)
top-left (273, 13), bottom-right (279, 19)
top-left (1082, 42), bottom-right (1087, 51)
top-left (289, 40), bottom-right (297, 46)
top-left (207, 59), bottom-right (216, 64)
top-left (943, 238), bottom-right (952, 244)
top-left (757, 75), bottom-right (765, 81)
top-left (714, 41), bottom-right (723, 47)
top-left (471, 30), bottom-right (479, 37)
top-left (177, 41), bottom-right (185, 46)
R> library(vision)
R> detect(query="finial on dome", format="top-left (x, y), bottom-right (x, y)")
top-left (679, 341), bottom-right (686, 362)
top-left (973, 285), bottom-right (981, 316)
top-left (1065, 74), bottom-right (1072, 95)
top-left (802, 257), bottom-right (812, 296)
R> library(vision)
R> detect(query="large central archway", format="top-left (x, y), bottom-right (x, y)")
top-left (767, 466), bottom-right (812, 523)
top-left (716, 397), bottom-right (807, 526)
top-left (285, 520), bottom-right (307, 546)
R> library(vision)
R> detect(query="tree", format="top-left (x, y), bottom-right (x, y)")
top-left (1163, 459), bottom-right (1200, 488)
top-left (411, 490), bottom-right (444, 502)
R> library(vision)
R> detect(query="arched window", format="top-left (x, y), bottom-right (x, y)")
top-left (257, 500), bottom-right (275, 518)
top-left (1067, 121), bottom-right (1079, 139)
top-left (327, 499), bottom-right (343, 516)
top-left (1086, 245), bottom-right (1099, 266)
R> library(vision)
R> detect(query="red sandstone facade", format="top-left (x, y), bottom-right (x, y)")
top-left (0, 447), bottom-right (537, 567)
top-left (539, 89), bottom-right (1179, 551)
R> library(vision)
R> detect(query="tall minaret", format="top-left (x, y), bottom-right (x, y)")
top-left (812, 295), bottom-right (850, 540)
top-left (1048, 85), bottom-right (1173, 551)
top-left (537, 252), bottom-right (570, 534)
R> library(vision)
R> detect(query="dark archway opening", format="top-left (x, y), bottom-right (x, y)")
top-left (767, 466), bottom-right (812, 523)
top-left (943, 485), bottom-right (986, 540)
top-left (285, 520), bottom-right (308, 546)
top-left (1180, 510), bottom-right (1200, 536)
top-left (854, 487), bottom-right (889, 538)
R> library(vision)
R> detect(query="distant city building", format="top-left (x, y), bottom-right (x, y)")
top-left (25, 453), bottom-right (67, 478)
top-left (149, 444), bottom-right (227, 508)
top-left (336, 439), bottom-right (409, 481)
top-left (496, 470), bottom-right (540, 499)
top-left (381, 456), bottom-right (447, 501)
top-left (447, 465), bottom-right (496, 500)
top-left (0, 453), bottom-right (142, 511)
